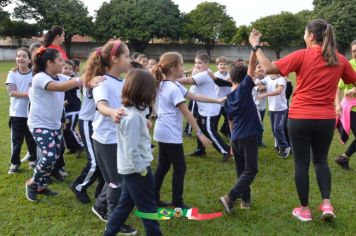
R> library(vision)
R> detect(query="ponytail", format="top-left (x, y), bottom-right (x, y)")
top-left (151, 64), bottom-right (165, 87)
top-left (82, 40), bottom-right (128, 87)
top-left (151, 52), bottom-right (183, 87)
top-left (307, 19), bottom-right (338, 67)
top-left (44, 26), bottom-right (64, 47)
top-left (322, 24), bottom-right (338, 66)
top-left (32, 47), bottom-right (60, 75)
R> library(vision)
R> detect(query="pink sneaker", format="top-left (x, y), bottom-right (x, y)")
top-left (292, 207), bottom-right (312, 222)
top-left (319, 202), bottom-right (335, 221)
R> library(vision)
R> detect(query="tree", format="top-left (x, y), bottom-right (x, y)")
top-left (182, 1), bottom-right (236, 56)
top-left (252, 12), bottom-right (305, 58)
top-left (95, 0), bottom-right (181, 52)
top-left (14, 0), bottom-right (93, 57)
top-left (292, 10), bottom-right (314, 48)
top-left (313, 0), bottom-right (356, 53)
top-left (2, 21), bottom-right (40, 46)
top-left (231, 25), bottom-right (250, 45)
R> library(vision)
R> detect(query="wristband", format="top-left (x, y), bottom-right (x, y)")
top-left (197, 130), bottom-right (203, 136)
top-left (252, 45), bottom-right (262, 52)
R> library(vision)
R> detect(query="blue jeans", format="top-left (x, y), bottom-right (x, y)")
top-left (270, 110), bottom-right (289, 149)
top-left (104, 167), bottom-right (162, 236)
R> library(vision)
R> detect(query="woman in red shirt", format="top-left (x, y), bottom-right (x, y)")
top-left (249, 19), bottom-right (356, 222)
top-left (43, 26), bottom-right (68, 60)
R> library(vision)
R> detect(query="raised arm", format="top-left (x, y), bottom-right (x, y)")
top-left (249, 29), bottom-right (280, 75)
top-left (185, 91), bottom-right (225, 104)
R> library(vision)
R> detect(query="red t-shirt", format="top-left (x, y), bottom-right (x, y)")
top-left (48, 44), bottom-right (68, 60)
top-left (275, 46), bottom-right (356, 119)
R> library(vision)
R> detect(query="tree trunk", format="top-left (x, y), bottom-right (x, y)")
top-left (64, 35), bottom-right (72, 59)
top-left (204, 42), bottom-right (215, 57)
top-left (275, 48), bottom-right (281, 59)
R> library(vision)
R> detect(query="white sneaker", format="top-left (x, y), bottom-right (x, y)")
top-left (21, 152), bottom-right (30, 163)
top-left (59, 167), bottom-right (68, 177)
top-left (8, 164), bottom-right (19, 174)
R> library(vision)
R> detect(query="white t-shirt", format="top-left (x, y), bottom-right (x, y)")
top-left (252, 78), bottom-right (267, 111)
top-left (92, 74), bottom-right (124, 144)
top-left (214, 71), bottom-right (231, 106)
top-left (79, 87), bottom-right (96, 121)
top-left (6, 70), bottom-right (32, 118)
top-left (154, 80), bottom-right (187, 144)
top-left (28, 72), bottom-right (69, 130)
top-left (261, 75), bottom-right (287, 112)
top-left (192, 71), bottom-right (221, 116)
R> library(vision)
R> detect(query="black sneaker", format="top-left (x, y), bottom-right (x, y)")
top-left (335, 155), bottom-right (352, 170)
top-left (173, 203), bottom-right (191, 209)
top-left (25, 181), bottom-right (38, 202)
top-left (219, 195), bottom-right (234, 213)
top-left (71, 184), bottom-right (91, 204)
top-left (157, 200), bottom-right (172, 207)
top-left (279, 147), bottom-right (291, 159)
top-left (119, 224), bottom-right (137, 235)
top-left (52, 172), bottom-right (65, 182)
top-left (92, 205), bottom-right (108, 222)
top-left (37, 187), bottom-right (58, 196)
top-left (189, 149), bottom-right (206, 157)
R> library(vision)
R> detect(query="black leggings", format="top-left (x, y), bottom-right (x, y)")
top-left (288, 118), bottom-right (335, 207)
top-left (345, 111), bottom-right (356, 157)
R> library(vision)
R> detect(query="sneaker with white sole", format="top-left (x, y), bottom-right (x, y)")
top-left (319, 202), bottom-right (335, 221)
top-left (292, 206), bottom-right (312, 222)
top-left (92, 205), bottom-right (108, 222)
top-left (25, 181), bottom-right (38, 202)
top-left (219, 195), bottom-right (234, 213)
top-left (8, 164), bottom-right (19, 174)
top-left (119, 224), bottom-right (137, 235)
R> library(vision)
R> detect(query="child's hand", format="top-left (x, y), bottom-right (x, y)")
top-left (336, 105), bottom-right (342, 116)
top-left (89, 76), bottom-right (106, 88)
top-left (217, 97), bottom-right (227, 103)
top-left (146, 119), bottom-right (153, 129)
top-left (63, 100), bottom-right (69, 107)
top-left (256, 93), bottom-right (267, 100)
top-left (111, 108), bottom-right (127, 123)
top-left (249, 28), bottom-right (262, 47)
top-left (198, 133), bottom-right (212, 147)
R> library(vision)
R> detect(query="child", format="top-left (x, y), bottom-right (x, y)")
top-left (178, 52), bottom-right (231, 162)
top-left (148, 58), bottom-right (157, 70)
top-left (137, 54), bottom-right (149, 69)
top-left (214, 56), bottom-right (231, 137)
top-left (6, 47), bottom-right (37, 173)
top-left (72, 59), bottom-right (81, 76)
top-left (219, 51), bottom-right (261, 212)
top-left (25, 47), bottom-right (87, 201)
top-left (63, 60), bottom-right (84, 156)
top-left (252, 63), bottom-right (267, 147)
top-left (83, 40), bottom-right (136, 234)
top-left (104, 69), bottom-right (162, 236)
top-left (152, 52), bottom-right (223, 208)
top-left (256, 74), bottom-right (290, 158)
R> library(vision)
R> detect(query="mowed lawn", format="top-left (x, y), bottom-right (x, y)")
top-left (0, 60), bottom-right (356, 235)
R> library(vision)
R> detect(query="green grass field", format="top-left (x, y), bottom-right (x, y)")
top-left (0, 61), bottom-right (355, 235)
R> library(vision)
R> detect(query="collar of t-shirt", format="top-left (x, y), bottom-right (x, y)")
top-left (105, 73), bottom-right (123, 81)
top-left (44, 71), bottom-right (59, 81)
top-left (17, 68), bottom-right (32, 75)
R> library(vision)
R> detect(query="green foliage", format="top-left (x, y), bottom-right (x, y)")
top-left (13, 0), bottom-right (93, 57)
top-left (231, 25), bottom-right (250, 45)
top-left (182, 1), bottom-right (236, 55)
top-left (1, 21), bottom-right (40, 46)
top-left (252, 12), bottom-right (305, 58)
top-left (94, 0), bottom-right (181, 52)
top-left (313, 0), bottom-right (356, 53)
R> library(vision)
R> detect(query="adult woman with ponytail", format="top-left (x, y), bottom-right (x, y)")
top-left (249, 19), bottom-right (356, 222)
top-left (43, 26), bottom-right (68, 60)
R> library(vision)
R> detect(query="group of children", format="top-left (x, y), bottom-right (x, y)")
top-left (7, 23), bottom-right (355, 234)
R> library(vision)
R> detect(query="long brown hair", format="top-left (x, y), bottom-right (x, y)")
top-left (44, 26), bottom-right (64, 47)
top-left (122, 69), bottom-right (156, 110)
top-left (12, 47), bottom-right (32, 72)
top-left (82, 40), bottom-right (127, 86)
top-left (151, 52), bottom-right (183, 86)
top-left (306, 19), bottom-right (338, 66)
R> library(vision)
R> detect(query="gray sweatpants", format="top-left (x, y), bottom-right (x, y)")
top-left (93, 140), bottom-right (122, 219)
